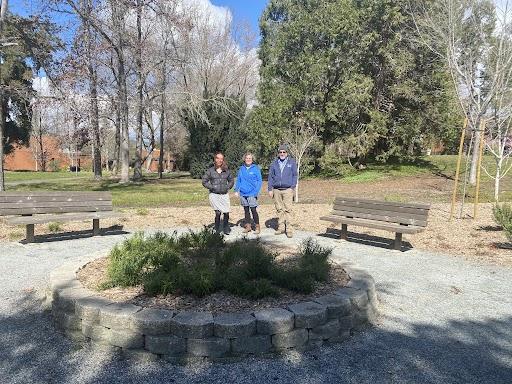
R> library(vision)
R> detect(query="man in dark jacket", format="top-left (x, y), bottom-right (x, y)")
top-left (268, 145), bottom-right (298, 238)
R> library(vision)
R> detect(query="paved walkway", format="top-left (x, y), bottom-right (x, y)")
top-left (0, 227), bottom-right (511, 384)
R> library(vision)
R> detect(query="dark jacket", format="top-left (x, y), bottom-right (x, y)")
top-left (202, 166), bottom-right (234, 195)
top-left (234, 163), bottom-right (263, 197)
top-left (268, 157), bottom-right (298, 191)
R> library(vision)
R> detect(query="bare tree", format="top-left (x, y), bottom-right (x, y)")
top-left (286, 112), bottom-right (320, 203)
top-left (0, 0), bottom-right (8, 191)
top-left (411, 0), bottom-right (497, 185)
top-left (483, 1), bottom-right (512, 200)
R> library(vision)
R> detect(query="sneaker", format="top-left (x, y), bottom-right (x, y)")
top-left (223, 225), bottom-right (231, 235)
top-left (254, 224), bottom-right (261, 235)
top-left (242, 224), bottom-right (252, 234)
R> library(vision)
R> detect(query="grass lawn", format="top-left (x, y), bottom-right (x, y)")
top-left (3, 156), bottom-right (511, 206)
top-left (5, 171), bottom-right (92, 182)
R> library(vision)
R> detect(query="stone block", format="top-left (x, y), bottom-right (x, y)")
top-left (288, 301), bottom-right (327, 328)
top-left (170, 311), bottom-right (213, 338)
top-left (187, 338), bottom-right (230, 358)
top-left (338, 315), bottom-right (354, 331)
top-left (75, 296), bottom-right (112, 323)
top-left (130, 308), bottom-right (174, 335)
top-left (99, 303), bottom-right (141, 329)
top-left (105, 329), bottom-right (144, 349)
top-left (122, 349), bottom-right (160, 362)
top-left (54, 310), bottom-right (81, 331)
top-left (53, 288), bottom-right (94, 313)
top-left (145, 335), bottom-right (186, 356)
top-left (345, 270), bottom-right (375, 291)
top-left (313, 294), bottom-right (352, 318)
top-left (309, 319), bottom-right (340, 341)
top-left (272, 329), bottom-right (308, 349)
top-left (254, 308), bottom-right (294, 335)
top-left (349, 290), bottom-right (370, 310)
top-left (231, 335), bottom-right (272, 355)
top-left (334, 288), bottom-right (369, 310)
top-left (82, 321), bottom-right (108, 342)
top-left (214, 313), bottom-right (256, 338)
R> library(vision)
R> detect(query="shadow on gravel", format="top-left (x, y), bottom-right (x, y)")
top-left (1, 294), bottom-right (512, 383)
top-left (319, 228), bottom-right (414, 251)
top-left (19, 226), bottom-right (129, 244)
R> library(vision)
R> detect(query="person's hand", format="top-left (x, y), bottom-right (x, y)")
top-left (268, 190), bottom-right (274, 198)
top-left (234, 192), bottom-right (239, 198)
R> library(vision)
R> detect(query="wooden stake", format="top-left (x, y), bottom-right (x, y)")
top-left (474, 120), bottom-right (486, 220)
top-left (450, 118), bottom-right (468, 221)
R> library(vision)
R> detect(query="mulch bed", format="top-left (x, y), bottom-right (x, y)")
top-left (77, 244), bottom-right (350, 314)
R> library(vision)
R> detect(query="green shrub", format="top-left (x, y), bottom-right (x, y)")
top-left (494, 204), bottom-right (512, 240)
top-left (104, 230), bottom-right (331, 299)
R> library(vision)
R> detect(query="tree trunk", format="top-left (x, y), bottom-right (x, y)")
top-left (133, 0), bottom-right (144, 181)
top-left (0, 0), bottom-right (8, 191)
top-left (111, 2), bottom-right (130, 183)
top-left (295, 159), bottom-right (300, 203)
top-left (469, 126), bottom-right (481, 186)
top-left (158, 59), bottom-right (167, 179)
top-left (112, 96), bottom-right (121, 175)
top-left (83, 0), bottom-right (103, 180)
top-left (0, 86), bottom-right (5, 192)
top-left (495, 158), bottom-right (502, 202)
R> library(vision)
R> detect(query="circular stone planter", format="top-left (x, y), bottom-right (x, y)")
top-left (47, 252), bottom-right (379, 363)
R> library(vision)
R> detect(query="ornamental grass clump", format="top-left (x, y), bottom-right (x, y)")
top-left (102, 228), bottom-right (333, 299)
top-left (493, 203), bottom-right (512, 241)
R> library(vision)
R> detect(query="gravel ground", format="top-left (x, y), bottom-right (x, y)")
top-left (1, 227), bottom-right (511, 384)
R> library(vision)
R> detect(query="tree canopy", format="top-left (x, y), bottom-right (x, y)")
top-left (249, 0), bottom-right (462, 171)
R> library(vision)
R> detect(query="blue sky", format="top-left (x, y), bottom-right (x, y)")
top-left (10, 0), bottom-right (268, 36)
top-left (211, 0), bottom-right (268, 33)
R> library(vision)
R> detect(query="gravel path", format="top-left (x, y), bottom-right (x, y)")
top-left (0, 227), bottom-right (511, 384)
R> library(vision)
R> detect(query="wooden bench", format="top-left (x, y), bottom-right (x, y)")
top-left (320, 196), bottom-right (430, 251)
top-left (0, 191), bottom-right (123, 242)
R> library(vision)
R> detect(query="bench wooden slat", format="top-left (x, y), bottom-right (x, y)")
top-left (5, 211), bottom-right (123, 225)
top-left (333, 200), bottom-right (430, 216)
top-left (0, 191), bottom-right (111, 201)
top-left (334, 197), bottom-right (430, 210)
top-left (331, 207), bottom-right (428, 226)
top-left (320, 215), bottom-right (424, 234)
top-left (330, 209), bottom-right (427, 227)
top-left (0, 201), bottom-right (112, 209)
top-left (0, 205), bottom-right (113, 216)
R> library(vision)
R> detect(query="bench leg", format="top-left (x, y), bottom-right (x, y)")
top-left (26, 224), bottom-right (35, 243)
top-left (394, 233), bottom-right (402, 251)
top-left (341, 224), bottom-right (348, 240)
top-left (93, 219), bottom-right (100, 236)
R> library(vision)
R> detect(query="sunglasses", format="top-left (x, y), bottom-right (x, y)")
top-left (278, 151), bottom-right (287, 154)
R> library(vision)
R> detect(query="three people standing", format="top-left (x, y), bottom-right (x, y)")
top-left (202, 145), bottom-right (298, 237)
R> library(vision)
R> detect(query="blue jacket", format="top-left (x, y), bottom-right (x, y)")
top-left (234, 163), bottom-right (263, 197)
top-left (268, 157), bottom-right (298, 191)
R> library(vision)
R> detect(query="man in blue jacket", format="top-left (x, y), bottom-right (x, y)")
top-left (268, 144), bottom-right (298, 238)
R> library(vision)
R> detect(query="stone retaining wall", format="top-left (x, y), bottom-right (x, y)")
top-left (48, 255), bottom-right (379, 362)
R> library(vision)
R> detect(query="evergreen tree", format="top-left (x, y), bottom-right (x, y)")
top-left (183, 95), bottom-right (248, 178)
top-left (250, 0), bottom-right (461, 170)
